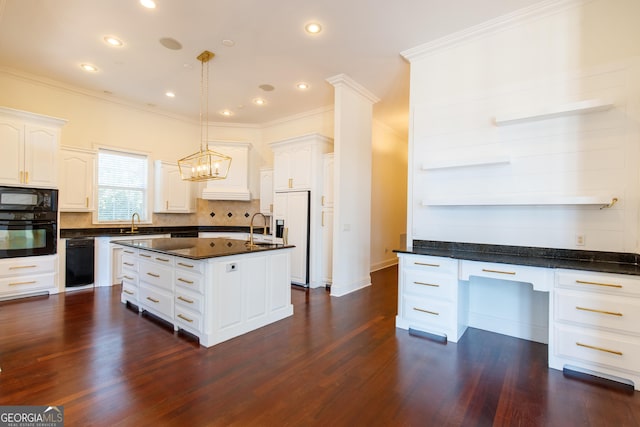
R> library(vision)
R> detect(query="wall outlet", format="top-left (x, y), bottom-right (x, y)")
top-left (575, 234), bottom-right (585, 246)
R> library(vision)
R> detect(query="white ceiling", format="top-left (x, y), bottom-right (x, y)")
top-left (0, 0), bottom-right (544, 135)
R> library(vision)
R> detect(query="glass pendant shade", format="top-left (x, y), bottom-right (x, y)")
top-left (178, 149), bottom-right (232, 181)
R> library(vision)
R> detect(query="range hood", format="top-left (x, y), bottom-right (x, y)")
top-left (201, 141), bottom-right (251, 201)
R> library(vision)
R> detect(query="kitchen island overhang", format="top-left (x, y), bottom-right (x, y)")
top-left (112, 237), bottom-right (295, 347)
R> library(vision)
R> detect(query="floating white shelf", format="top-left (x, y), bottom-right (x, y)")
top-left (422, 195), bottom-right (618, 208)
top-left (421, 156), bottom-right (510, 171)
top-left (493, 99), bottom-right (614, 126)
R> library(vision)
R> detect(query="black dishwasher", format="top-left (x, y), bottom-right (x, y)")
top-left (66, 237), bottom-right (95, 287)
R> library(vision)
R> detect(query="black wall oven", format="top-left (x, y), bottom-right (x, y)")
top-left (0, 186), bottom-right (58, 258)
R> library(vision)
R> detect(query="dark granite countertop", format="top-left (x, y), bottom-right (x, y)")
top-left (395, 240), bottom-right (640, 276)
top-left (61, 225), bottom-right (268, 239)
top-left (112, 237), bottom-right (293, 260)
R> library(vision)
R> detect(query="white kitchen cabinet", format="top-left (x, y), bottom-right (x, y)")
top-left (202, 142), bottom-right (252, 200)
top-left (0, 107), bottom-right (66, 188)
top-left (0, 255), bottom-right (58, 301)
top-left (396, 254), bottom-right (467, 343)
top-left (274, 191), bottom-right (309, 285)
top-left (273, 143), bottom-right (312, 191)
top-left (154, 160), bottom-right (196, 213)
top-left (120, 247), bottom-right (139, 307)
top-left (549, 269), bottom-right (640, 391)
top-left (138, 251), bottom-right (175, 324)
top-left (260, 167), bottom-right (273, 215)
top-left (59, 147), bottom-right (96, 212)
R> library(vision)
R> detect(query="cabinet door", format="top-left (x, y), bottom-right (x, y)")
top-left (0, 119), bottom-right (24, 185)
top-left (24, 125), bottom-right (58, 187)
top-left (154, 161), bottom-right (195, 213)
top-left (273, 151), bottom-right (291, 191)
top-left (59, 149), bottom-right (95, 212)
top-left (290, 145), bottom-right (312, 189)
top-left (259, 168), bottom-right (273, 214)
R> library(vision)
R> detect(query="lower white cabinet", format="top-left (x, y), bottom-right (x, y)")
top-left (396, 253), bottom-right (467, 342)
top-left (119, 245), bottom-right (293, 347)
top-left (0, 255), bottom-right (58, 300)
top-left (549, 269), bottom-right (640, 390)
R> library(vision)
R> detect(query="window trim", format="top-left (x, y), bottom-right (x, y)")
top-left (92, 145), bottom-right (153, 225)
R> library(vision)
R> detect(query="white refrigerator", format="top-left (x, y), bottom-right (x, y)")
top-left (274, 191), bottom-right (310, 286)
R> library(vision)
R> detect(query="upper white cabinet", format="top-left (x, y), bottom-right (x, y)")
top-left (259, 167), bottom-right (273, 215)
top-left (59, 147), bottom-right (96, 212)
top-left (154, 160), bottom-right (196, 213)
top-left (272, 142), bottom-right (313, 191)
top-left (0, 107), bottom-right (66, 188)
top-left (202, 142), bottom-right (252, 201)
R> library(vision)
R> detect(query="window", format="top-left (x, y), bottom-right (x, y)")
top-left (97, 149), bottom-right (148, 222)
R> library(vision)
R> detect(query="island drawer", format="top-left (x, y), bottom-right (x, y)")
top-left (121, 248), bottom-right (137, 257)
top-left (139, 283), bottom-right (173, 319)
top-left (556, 269), bottom-right (640, 297)
top-left (122, 254), bottom-right (138, 272)
top-left (121, 283), bottom-right (138, 302)
top-left (175, 287), bottom-right (204, 314)
top-left (139, 260), bottom-right (174, 291)
top-left (122, 271), bottom-right (138, 285)
top-left (175, 258), bottom-right (204, 274)
top-left (137, 250), bottom-right (174, 266)
top-left (175, 270), bottom-right (204, 294)
top-left (174, 306), bottom-right (203, 334)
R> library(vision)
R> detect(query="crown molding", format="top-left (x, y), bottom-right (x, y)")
top-left (261, 105), bottom-right (334, 128)
top-left (326, 73), bottom-right (380, 104)
top-left (401, 0), bottom-right (590, 62)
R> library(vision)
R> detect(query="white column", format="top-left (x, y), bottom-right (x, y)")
top-left (326, 74), bottom-right (380, 296)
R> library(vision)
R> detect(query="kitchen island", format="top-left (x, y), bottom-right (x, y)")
top-left (112, 237), bottom-right (294, 347)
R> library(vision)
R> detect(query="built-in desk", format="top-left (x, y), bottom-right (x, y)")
top-left (395, 241), bottom-right (640, 391)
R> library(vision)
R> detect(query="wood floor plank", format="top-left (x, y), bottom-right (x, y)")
top-left (1, 265), bottom-right (639, 426)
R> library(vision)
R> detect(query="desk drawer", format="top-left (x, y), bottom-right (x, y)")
top-left (400, 254), bottom-right (458, 275)
top-left (554, 325), bottom-right (640, 373)
top-left (555, 289), bottom-right (640, 335)
top-left (460, 260), bottom-right (553, 291)
top-left (402, 294), bottom-right (455, 332)
top-left (403, 268), bottom-right (456, 301)
top-left (556, 270), bottom-right (640, 297)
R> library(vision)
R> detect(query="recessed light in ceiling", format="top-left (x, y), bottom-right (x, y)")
top-left (220, 110), bottom-right (233, 117)
top-left (222, 39), bottom-right (235, 47)
top-left (259, 84), bottom-right (275, 92)
top-left (165, 92), bottom-right (175, 98)
top-left (140, 0), bottom-right (156, 9)
top-left (104, 36), bottom-right (123, 47)
top-left (296, 82), bottom-right (310, 90)
top-left (305, 23), bottom-right (322, 34)
top-left (252, 98), bottom-right (266, 106)
top-left (159, 37), bottom-right (182, 50)
top-left (80, 63), bottom-right (98, 72)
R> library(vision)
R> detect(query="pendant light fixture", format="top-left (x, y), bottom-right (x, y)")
top-left (178, 50), bottom-right (232, 181)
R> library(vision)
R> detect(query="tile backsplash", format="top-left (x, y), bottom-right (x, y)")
top-left (60, 198), bottom-right (263, 229)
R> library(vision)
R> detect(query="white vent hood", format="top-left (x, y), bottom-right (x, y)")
top-left (201, 141), bottom-right (252, 201)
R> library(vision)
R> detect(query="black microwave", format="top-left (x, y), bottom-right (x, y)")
top-left (0, 186), bottom-right (58, 212)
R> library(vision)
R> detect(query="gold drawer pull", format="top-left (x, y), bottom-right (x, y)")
top-left (9, 265), bottom-right (37, 270)
top-left (140, 253), bottom-right (151, 258)
top-left (178, 296), bottom-right (194, 304)
top-left (414, 281), bottom-right (439, 288)
top-left (124, 250), bottom-right (134, 254)
top-left (146, 296), bottom-right (159, 303)
top-left (576, 342), bottom-right (622, 356)
top-left (178, 278), bottom-right (194, 285)
top-left (413, 307), bottom-right (439, 316)
top-left (123, 275), bottom-right (134, 280)
top-left (155, 257), bottom-right (170, 262)
top-left (177, 314), bottom-right (194, 323)
top-left (177, 262), bottom-right (194, 268)
top-left (414, 262), bottom-right (439, 267)
top-left (576, 280), bottom-right (622, 289)
top-left (123, 262), bottom-right (134, 266)
top-left (146, 272), bottom-right (160, 278)
top-left (123, 290), bottom-right (134, 295)
top-left (576, 306), bottom-right (623, 317)
top-left (482, 268), bottom-right (515, 275)
top-left (9, 280), bottom-right (37, 286)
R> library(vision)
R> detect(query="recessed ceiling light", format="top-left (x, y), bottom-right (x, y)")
top-left (305, 23), bottom-right (322, 34)
top-left (80, 64), bottom-right (98, 72)
top-left (103, 36), bottom-right (123, 47)
top-left (252, 98), bottom-right (266, 106)
top-left (140, 0), bottom-right (156, 9)
top-left (220, 110), bottom-right (233, 117)
top-left (296, 82), bottom-right (309, 90)
top-left (165, 92), bottom-right (175, 98)
top-left (222, 39), bottom-right (235, 47)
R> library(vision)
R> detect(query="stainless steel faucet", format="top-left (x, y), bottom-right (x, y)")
top-left (248, 212), bottom-right (267, 248)
top-left (131, 212), bottom-right (140, 233)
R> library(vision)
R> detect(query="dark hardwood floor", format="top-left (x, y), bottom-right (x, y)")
top-left (1, 266), bottom-right (639, 426)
